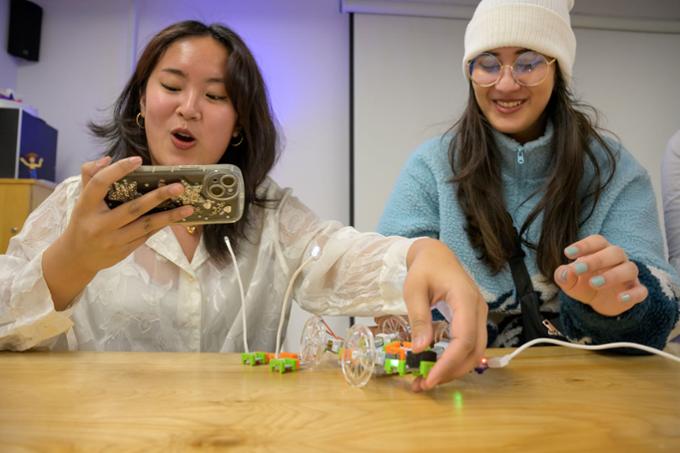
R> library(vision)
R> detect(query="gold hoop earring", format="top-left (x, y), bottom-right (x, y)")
top-left (135, 112), bottom-right (145, 129)
top-left (231, 134), bottom-right (244, 147)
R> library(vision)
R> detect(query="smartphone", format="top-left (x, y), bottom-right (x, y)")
top-left (104, 164), bottom-right (244, 225)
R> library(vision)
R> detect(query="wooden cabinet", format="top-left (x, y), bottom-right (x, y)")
top-left (0, 178), bottom-right (55, 253)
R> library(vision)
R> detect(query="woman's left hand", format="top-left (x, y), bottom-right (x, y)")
top-left (553, 234), bottom-right (648, 316)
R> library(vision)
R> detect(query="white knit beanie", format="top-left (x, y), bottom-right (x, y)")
top-left (463, 0), bottom-right (577, 84)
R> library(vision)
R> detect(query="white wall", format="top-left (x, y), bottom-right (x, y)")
top-left (571, 27), bottom-right (680, 208)
top-left (354, 14), bottom-right (467, 232)
top-left (14, 0), bottom-right (351, 350)
top-left (15, 0), bottom-right (135, 181)
top-left (0, 0), bottom-right (18, 90)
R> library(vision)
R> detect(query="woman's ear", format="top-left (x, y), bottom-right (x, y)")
top-left (139, 94), bottom-right (146, 116)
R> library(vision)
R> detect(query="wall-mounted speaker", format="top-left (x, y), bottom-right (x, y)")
top-left (7, 0), bottom-right (43, 62)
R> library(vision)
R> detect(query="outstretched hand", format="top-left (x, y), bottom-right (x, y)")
top-left (553, 234), bottom-right (648, 317)
top-left (403, 238), bottom-right (488, 392)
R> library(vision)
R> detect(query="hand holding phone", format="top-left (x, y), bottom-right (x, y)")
top-left (43, 156), bottom-right (197, 308)
top-left (104, 164), bottom-right (244, 225)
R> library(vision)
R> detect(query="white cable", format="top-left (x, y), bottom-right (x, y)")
top-left (225, 236), bottom-right (248, 354)
top-left (486, 337), bottom-right (680, 369)
top-left (275, 244), bottom-right (322, 357)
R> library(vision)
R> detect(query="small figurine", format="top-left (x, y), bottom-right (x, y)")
top-left (19, 152), bottom-right (44, 179)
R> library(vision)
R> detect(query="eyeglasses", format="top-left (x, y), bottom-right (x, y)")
top-left (467, 51), bottom-right (556, 87)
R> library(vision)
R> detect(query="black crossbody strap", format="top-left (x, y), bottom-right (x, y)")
top-left (507, 227), bottom-right (555, 343)
top-left (508, 232), bottom-right (533, 298)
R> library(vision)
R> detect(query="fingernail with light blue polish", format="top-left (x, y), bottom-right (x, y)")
top-left (621, 293), bottom-right (631, 303)
top-left (560, 269), bottom-right (569, 282)
top-left (590, 276), bottom-right (606, 287)
top-left (574, 262), bottom-right (588, 275)
top-left (565, 246), bottom-right (579, 257)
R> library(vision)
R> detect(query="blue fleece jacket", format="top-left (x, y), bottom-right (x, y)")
top-left (379, 123), bottom-right (680, 348)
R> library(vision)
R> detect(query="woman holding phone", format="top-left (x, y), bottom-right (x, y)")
top-left (0, 20), bottom-right (486, 391)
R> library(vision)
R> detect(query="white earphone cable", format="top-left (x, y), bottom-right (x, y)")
top-left (225, 236), bottom-right (248, 354)
top-left (486, 337), bottom-right (680, 369)
top-left (275, 244), bottom-right (321, 357)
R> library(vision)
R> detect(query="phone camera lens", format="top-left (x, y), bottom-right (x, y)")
top-left (221, 175), bottom-right (236, 188)
top-left (202, 171), bottom-right (238, 201)
top-left (209, 184), bottom-right (226, 198)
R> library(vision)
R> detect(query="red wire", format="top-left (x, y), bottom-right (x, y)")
top-left (321, 318), bottom-right (342, 340)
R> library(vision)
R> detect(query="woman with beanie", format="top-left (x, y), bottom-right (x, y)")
top-left (379, 0), bottom-right (680, 391)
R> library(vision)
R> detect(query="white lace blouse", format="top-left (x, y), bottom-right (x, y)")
top-left (0, 176), bottom-right (413, 352)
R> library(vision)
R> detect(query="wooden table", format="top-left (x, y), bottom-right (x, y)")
top-left (0, 347), bottom-right (678, 451)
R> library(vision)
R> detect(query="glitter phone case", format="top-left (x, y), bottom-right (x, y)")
top-left (104, 164), bottom-right (244, 225)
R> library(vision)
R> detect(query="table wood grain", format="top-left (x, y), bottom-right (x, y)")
top-left (0, 347), bottom-right (678, 451)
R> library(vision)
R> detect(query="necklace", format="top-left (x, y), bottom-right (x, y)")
top-left (185, 225), bottom-right (197, 234)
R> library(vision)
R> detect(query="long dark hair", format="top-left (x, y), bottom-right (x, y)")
top-left (89, 21), bottom-right (279, 263)
top-left (450, 66), bottom-right (617, 277)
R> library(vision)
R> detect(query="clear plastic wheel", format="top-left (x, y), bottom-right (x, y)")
top-left (299, 315), bottom-right (327, 368)
top-left (378, 315), bottom-right (411, 341)
top-left (340, 324), bottom-right (376, 388)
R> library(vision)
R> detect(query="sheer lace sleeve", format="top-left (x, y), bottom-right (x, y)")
top-left (0, 177), bottom-right (81, 350)
top-left (271, 183), bottom-right (417, 317)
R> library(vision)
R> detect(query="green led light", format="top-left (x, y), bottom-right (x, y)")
top-left (453, 390), bottom-right (464, 410)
